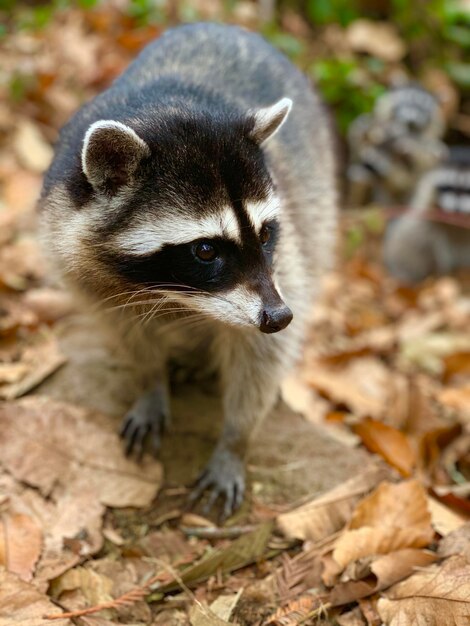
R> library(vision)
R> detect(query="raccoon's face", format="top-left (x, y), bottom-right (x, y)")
top-left (68, 98), bottom-right (293, 333)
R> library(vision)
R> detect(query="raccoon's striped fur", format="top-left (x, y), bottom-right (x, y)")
top-left (384, 147), bottom-right (470, 283)
top-left (39, 23), bottom-right (337, 515)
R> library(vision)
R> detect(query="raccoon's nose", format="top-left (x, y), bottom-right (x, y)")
top-left (259, 305), bottom-right (293, 334)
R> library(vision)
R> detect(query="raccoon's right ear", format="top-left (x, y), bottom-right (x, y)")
top-left (249, 97), bottom-right (292, 145)
top-left (81, 120), bottom-right (150, 194)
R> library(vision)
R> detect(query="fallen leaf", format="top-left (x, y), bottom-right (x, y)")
top-left (160, 522), bottom-right (273, 593)
top-left (336, 607), bottom-right (367, 625)
top-left (438, 523), bottom-right (470, 559)
top-left (265, 596), bottom-right (320, 626)
top-left (0, 512), bottom-right (43, 581)
top-left (277, 465), bottom-right (390, 542)
top-left (51, 567), bottom-right (114, 608)
top-left (281, 374), bottom-right (330, 425)
top-left (400, 333), bottom-right (470, 376)
top-left (347, 19), bottom-right (406, 61)
top-left (427, 496), bottom-right (467, 536)
top-left (23, 288), bottom-right (75, 323)
top-left (13, 119), bottom-right (54, 173)
top-left (209, 590), bottom-right (242, 621)
top-left (0, 362), bottom-right (29, 384)
top-left (331, 481), bottom-right (434, 570)
top-left (377, 555), bottom-right (470, 626)
top-left (1, 169), bottom-right (42, 214)
top-left (353, 419), bottom-right (416, 477)
top-left (0, 569), bottom-right (71, 625)
top-left (329, 549), bottom-right (437, 606)
top-left (0, 335), bottom-right (67, 400)
top-left (190, 602), bottom-right (236, 626)
top-left (438, 385), bottom-right (470, 416)
top-left (0, 236), bottom-right (45, 290)
top-left (305, 358), bottom-right (393, 418)
top-left (0, 396), bottom-right (162, 507)
top-left (442, 351), bottom-right (470, 383)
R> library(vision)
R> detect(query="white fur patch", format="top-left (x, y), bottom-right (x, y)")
top-left (245, 193), bottom-right (281, 232)
top-left (252, 98), bottom-right (292, 144)
top-left (173, 285), bottom-right (263, 327)
top-left (115, 206), bottom-right (241, 255)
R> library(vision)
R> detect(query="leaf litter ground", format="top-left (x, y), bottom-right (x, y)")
top-left (0, 3), bottom-right (469, 625)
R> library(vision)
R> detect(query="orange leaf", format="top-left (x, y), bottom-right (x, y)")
top-left (442, 351), bottom-right (470, 383)
top-left (354, 419), bottom-right (416, 476)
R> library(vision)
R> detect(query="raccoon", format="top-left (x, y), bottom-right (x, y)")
top-left (384, 147), bottom-right (470, 283)
top-left (347, 84), bottom-right (446, 207)
top-left (39, 23), bottom-right (337, 516)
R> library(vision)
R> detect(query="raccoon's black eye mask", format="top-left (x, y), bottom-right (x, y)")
top-left (106, 219), bottom-right (279, 293)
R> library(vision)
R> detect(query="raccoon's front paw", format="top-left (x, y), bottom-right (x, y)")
top-left (120, 386), bottom-right (170, 460)
top-left (188, 447), bottom-right (245, 520)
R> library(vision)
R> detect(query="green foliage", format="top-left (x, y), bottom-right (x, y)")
top-left (311, 58), bottom-right (386, 134)
top-left (126, 0), bottom-right (167, 24)
top-left (263, 26), bottom-right (306, 60)
top-left (306, 0), bottom-right (359, 26)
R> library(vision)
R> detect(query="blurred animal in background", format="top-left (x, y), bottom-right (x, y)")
top-left (383, 146), bottom-right (470, 283)
top-left (347, 83), bottom-right (470, 282)
top-left (347, 84), bottom-right (447, 207)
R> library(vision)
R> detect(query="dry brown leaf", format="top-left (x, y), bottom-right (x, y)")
top-left (277, 465), bottom-right (390, 542)
top-left (209, 591), bottom-right (242, 622)
top-left (0, 296), bottom-right (39, 337)
top-left (0, 569), bottom-right (71, 625)
top-left (438, 523), bottom-right (470, 560)
top-left (0, 512), bottom-right (43, 582)
top-left (377, 555), bottom-right (470, 626)
top-left (189, 602), bottom-right (236, 626)
top-left (0, 335), bottom-right (67, 400)
top-left (0, 396), bottom-right (162, 507)
top-left (400, 333), bottom-right (470, 376)
top-left (329, 549), bottom-right (437, 606)
top-left (281, 374), bottom-right (330, 425)
top-left (305, 358), bottom-right (392, 418)
top-left (438, 385), bottom-right (470, 417)
top-left (13, 119), bottom-right (54, 173)
top-left (346, 19), bottom-right (406, 61)
top-left (427, 496), bottom-right (467, 536)
top-left (23, 288), bottom-right (75, 323)
top-left (336, 607), bottom-right (367, 625)
top-left (332, 481), bottom-right (434, 570)
top-left (353, 419), bottom-right (416, 477)
top-left (442, 351), bottom-right (470, 383)
top-left (1, 169), bottom-right (42, 214)
top-left (0, 472), bottom-right (105, 586)
top-left (265, 596), bottom-right (320, 626)
top-left (0, 236), bottom-right (45, 290)
top-left (33, 487), bottom-right (106, 584)
top-left (51, 567), bottom-right (114, 608)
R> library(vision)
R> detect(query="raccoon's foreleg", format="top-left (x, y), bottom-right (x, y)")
top-left (189, 332), bottom-right (282, 518)
top-left (120, 378), bottom-right (171, 460)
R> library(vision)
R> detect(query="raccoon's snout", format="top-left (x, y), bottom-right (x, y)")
top-left (259, 304), bottom-right (293, 334)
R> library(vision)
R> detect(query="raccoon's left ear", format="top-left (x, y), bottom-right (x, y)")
top-left (249, 97), bottom-right (292, 145)
top-left (81, 120), bottom-right (150, 194)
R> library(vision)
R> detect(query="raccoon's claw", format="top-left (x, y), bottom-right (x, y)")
top-left (188, 447), bottom-right (245, 520)
top-left (120, 387), bottom-right (170, 460)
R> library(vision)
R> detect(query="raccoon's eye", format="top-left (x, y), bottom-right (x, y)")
top-left (194, 242), bottom-right (217, 262)
top-left (260, 225), bottom-right (271, 245)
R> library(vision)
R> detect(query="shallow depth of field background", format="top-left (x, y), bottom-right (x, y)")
top-left (0, 2), bottom-right (469, 626)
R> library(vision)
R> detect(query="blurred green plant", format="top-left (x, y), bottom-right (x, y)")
top-left (311, 58), bottom-right (386, 133)
top-left (306, 0), bottom-right (359, 26)
top-left (1, 0), bottom-right (468, 133)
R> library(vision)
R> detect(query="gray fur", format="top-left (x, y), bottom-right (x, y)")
top-left (39, 23), bottom-right (337, 514)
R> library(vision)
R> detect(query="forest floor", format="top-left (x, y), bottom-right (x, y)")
top-left (0, 4), bottom-right (469, 626)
